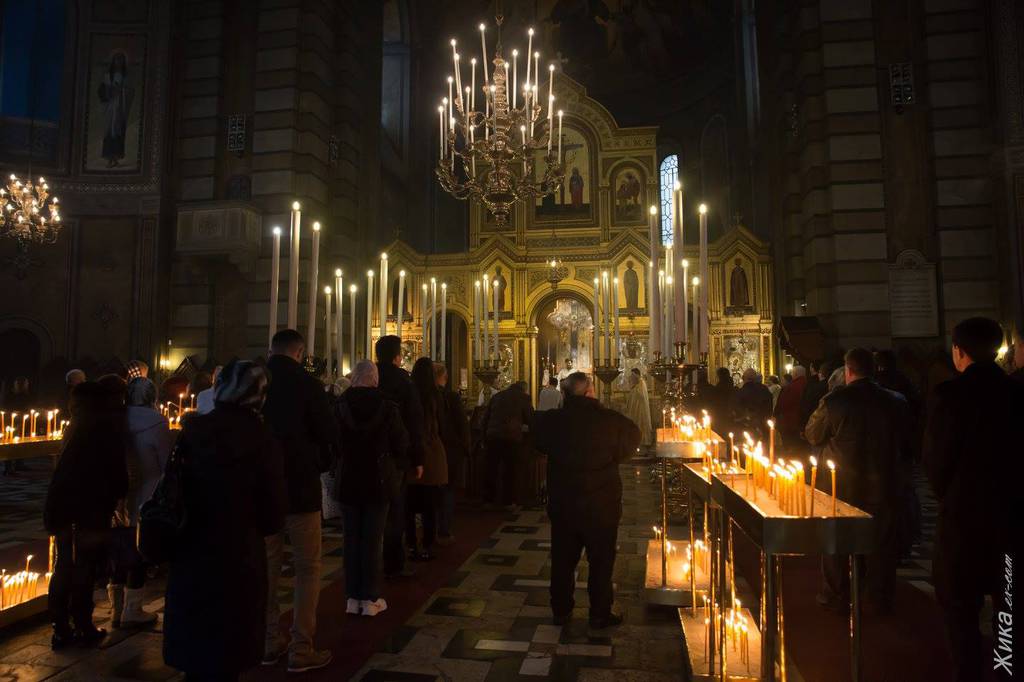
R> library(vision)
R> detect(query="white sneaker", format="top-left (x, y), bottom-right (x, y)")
top-left (346, 598), bottom-right (361, 615)
top-left (361, 598), bottom-right (388, 616)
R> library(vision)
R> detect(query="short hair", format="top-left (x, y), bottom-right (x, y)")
top-left (844, 347), bottom-right (875, 378)
top-left (65, 369), bottom-right (86, 386)
top-left (271, 329), bottom-right (305, 355)
top-left (952, 317), bottom-right (1004, 363)
top-left (375, 335), bottom-right (402, 364)
top-left (741, 367), bottom-right (760, 383)
top-left (792, 365), bottom-right (807, 379)
top-left (563, 371), bottom-right (591, 396)
top-left (433, 362), bottom-right (448, 380)
top-left (512, 380), bottom-right (528, 393)
top-left (548, 376), bottom-right (558, 386)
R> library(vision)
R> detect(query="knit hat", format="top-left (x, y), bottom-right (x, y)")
top-left (214, 360), bottom-right (269, 409)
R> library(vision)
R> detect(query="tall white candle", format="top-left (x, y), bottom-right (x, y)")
top-left (470, 58), bottom-right (476, 111)
top-left (420, 282), bottom-right (428, 352)
top-left (447, 78), bottom-right (453, 127)
top-left (379, 253), bottom-right (388, 339)
top-left (429, 278), bottom-right (437, 359)
top-left (324, 286), bottom-right (332, 373)
top-left (492, 280), bottom-right (500, 362)
top-left (268, 227), bottom-right (281, 347)
top-left (397, 270), bottom-right (406, 338)
top-left (592, 277), bottom-right (601, 366)
top-left (612, 276), bottom-right (621, 364)
top-left (548, 64), bottom-right (554, 128)
top-left (474, 280), bottom-right (481, 363)
top-left (438, 105), bottom-right (445, 160)
top-left (557, 110), bottom-right (563, 162)
top-left (287, 202), bottom-right (301, 329)
top-left (512, 50), bottom-right (518, 108)
top-left (692, 276), bottom-right (701, 360)
top-left (648, 206), bottom-right (662, 358)
top-left (306, 222), bottom-right (321, 356)
top-left (526, 28), bottom-right (533, 85)
top-left (602, 270), bottom-right (611, 362)
top-left (658, 269), bottom-right (666, 361)
top-left (440, 282), bottom-right (448, 362)
top-left (482, 274), bottom-right (490, 363)
top-left (335, 269), bottom-right (343, 374)
top-left (365, 270), bottom-right (374, 360)
top-left (547, 95), bottom-right (554, 153)
top-left (349, 284), bottom-right (357, 367)
top-left (682, 260), bottom-right (690, 358)
top-left (479, 23), bottom-right (488, 83)
top-left (664, 243), bottom-right (673, 359)
top-left (698, 204), bottom-right (709, 355)
top-left (673, 182), bottom-right (685, 345)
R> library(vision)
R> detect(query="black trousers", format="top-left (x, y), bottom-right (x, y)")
top-left (405, 485), bottom-right (441, 551)
top-left (383, 476), bottom-right (407, 574)
top-left (549, 516), bottom-right (618, 621)
top-left (485, 438), bottom-right (523, 505)
top-left (48, 527), bottom-right (107, 631)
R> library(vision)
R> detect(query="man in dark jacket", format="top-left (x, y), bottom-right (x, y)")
top-left (798, 361), bottom-right (828, 436)
top-left (805, 348), bottom-right (909, 613)
top-left (732, 368), bottom-right (773, 438)
top-left (434, 362), bottom-right (469, 543)
top-left (924, 318), bottom-right (1021, 682)
top-left (261, 329), bottom-right (339, 672)
top-left (533, 372), bottom-right (641, 630)
top-left (375, 335), bottom-right (424, 578)
top-left (482, 381), bottom-right (534, 508)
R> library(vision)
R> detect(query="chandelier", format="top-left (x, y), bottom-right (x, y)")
top-left (435, 12), bottom-right (566, 226)
top-left (0, 174), bottom-right (62, 244)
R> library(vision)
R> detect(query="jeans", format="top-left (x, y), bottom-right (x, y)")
top-left (341, 503), bottom-right (388, 601)
top-left (550, 517), bottom-right (618, 622)
top-left (437, 484), bottom-right (455, 538)
top-left (48, 527), bottom-right (107, 632)
top-left (383, 475), bottom-right (407, 575)
top-left (405, 485), bottom-right (441, 551)
top-left (265, 512), bottom-right (322, 655)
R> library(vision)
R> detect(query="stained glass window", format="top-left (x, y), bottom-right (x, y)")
top-left (659, 154), bottom-right (678, 245)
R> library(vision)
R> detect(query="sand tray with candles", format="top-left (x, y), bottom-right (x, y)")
top-left (678, 605), bottom-right (762, 681)
top-left (654, 433), bottom-right (726, 461)
top-left (0, 436), bottom-right (63, 462)
top-left (711, 475), bottom-right (875, 555)
top-left (643, 538), bottom-right (712, 606)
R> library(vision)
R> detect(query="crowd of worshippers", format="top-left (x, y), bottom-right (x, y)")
top-left (27, 327), bottom-right (645, 680)
top-left (689, 317), bottom-right (1022, 682)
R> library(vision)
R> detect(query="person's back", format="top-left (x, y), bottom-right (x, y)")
top-left (734, 372), bottom-right (773, 431)
top-left (333, 385), bottom-right (408, 504)
top-left (537, 384), bottom-right (562, 411)
top-left (484, 383), bottom-right (532, 442)
top-left (376, 358), bottom-right (423, 470)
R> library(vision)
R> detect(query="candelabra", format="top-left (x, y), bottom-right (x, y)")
top-left (0, 174), bottom-right (62, 244)
top-left (435, 14), bottom-right (567, 225)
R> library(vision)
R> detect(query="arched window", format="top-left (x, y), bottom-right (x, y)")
top-left (659, 154), bottom-right (678, 245)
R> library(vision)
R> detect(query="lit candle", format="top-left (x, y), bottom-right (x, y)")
top-left (324, 286), bottom-right (332, 372)
top-left (447, 77), bottom-right (453, 128)
top-left (450, 39), bottom-right (461, 104)
top-left (479, 23), bottom-right (488, 84)
top-left (593, 277), bottom-right (602, 365)
top-left (440, 282), bottom-right (448, 362)
top-left (366, 269), bottom-right (375, 359)
top-left (287, 201), bottom-right (301, 330)
top-left (482, 274), bottom-right (490, 362)
top-left (335, 269), bottom-right (344, 375)
top-left (547, 96), bottom-right (554, 153)
top-left (470, 57), bottom-right (477, 112)
top-left (691, 276), bottom-right (700, 357)
top-left (612, 276), bottom-right (621, 364)
top-left (682, 259), bottom-right (690, 358)
top-left (379, 253), bottom-right (389, 339)
top-left (306, 222), bottom-right (321, 357)
top-left (269, 226), bottom-right (281, 347)
top-left (602, 270), bottom-right (611, 363)
top-left (473, 280), bottom-right (482, 363)
top-left (48, 536), bottom-right (54, 573)
top-left (396, 270), bottom-right (406, 339)
top-left (698, 203), bottom-right (709, 355)
top-left (511, 49), bottom-right (518, 108)
top-left (767, 419), bottom-right (775, 466)
top-left (557, 110), bottom-right (563, 162)
top-left (526, 28), bottom-right (534, 85)
top-left (809, 456), bottom-right (818, 516)
top-left (349, 284), bottom-right (357, 367)
top-left (438, 105), bottom-right (445, 160)
top-left (548, 63), bottom-right (554, 113)
top-left (492, 279), bottom-right (500, 362)
top-left (648, 206), bottom-right (661, 358)
top-left (429, 277), bottom-right (437, 359)
top-left (828, 459), bottom-right (837, 515)
top-left (421, 281), bottom-right (428, 353)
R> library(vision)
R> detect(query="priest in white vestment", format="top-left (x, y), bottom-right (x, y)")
top-left (623, 368), bottom-right (653, 446)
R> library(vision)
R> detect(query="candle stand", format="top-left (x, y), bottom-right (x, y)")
top-left (472, 361), bottom-right (500, 390)
top-left (593, 360), bottom-right (621, 406)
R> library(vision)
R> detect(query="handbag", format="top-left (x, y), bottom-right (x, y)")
top-left (137, 435), bottom-right (186, 563)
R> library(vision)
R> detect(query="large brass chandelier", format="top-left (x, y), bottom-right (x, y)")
top-left (435, 12), bottom-right (566, 226)
top-left (0, 174), bottom-right (62, 245)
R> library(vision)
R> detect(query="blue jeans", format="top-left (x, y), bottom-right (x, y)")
top-left (438, 484), bottom-right (455, 537)
top-left (342, 503), bottom-right (389, 600)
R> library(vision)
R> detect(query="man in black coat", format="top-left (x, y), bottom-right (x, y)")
top-left (805, 348), bottom-right (909, 613)
top-left (482, 381), bottom-right (534, 508)
top-left (375, 335), bottom-right (424, 578)
top-left (261, 329), bottom-right (339, 672)
top-left (533, 372), bottom-right (641, 630)
top-left (732, 368), bottom-right (773, 438)
top-left (924, 318), bottom-right (1021, 682)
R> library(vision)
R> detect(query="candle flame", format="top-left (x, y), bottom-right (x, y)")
top-left (698, 203), bottom-right (708, 214)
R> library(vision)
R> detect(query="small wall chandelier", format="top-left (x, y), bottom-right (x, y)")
top-left (435, 9), bottom-right (566, 226)
top-left (0, 174), bottom-right (62, 244)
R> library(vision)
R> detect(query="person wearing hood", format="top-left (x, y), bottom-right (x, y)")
top-left (108, 377), bottom-right (173, 628)
top-left (44, 381), bottom-right (129, 649)
top-left (163, 360), bottom-right (286, 681)
top-left (331, 360), bottom-right (409, 616)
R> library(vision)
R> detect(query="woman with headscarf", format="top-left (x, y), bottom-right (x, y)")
top-left (108, 377), bottom-right (173, 628)
top-left (163, 361), bottom-right (286, 681)
top-left (331, 360), bottom-right (408, 616)
top-left (405, 357), bottom-right (448, 561)
top-left (44, 381), bottom-right (129, 649)
top-left (623, 368), bottom-right (652, 447)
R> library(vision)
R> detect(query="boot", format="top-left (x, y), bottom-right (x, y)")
top-left (106, 584), bottom-right (124, 628)
top-left (120, 587), bottom-right (157, 627)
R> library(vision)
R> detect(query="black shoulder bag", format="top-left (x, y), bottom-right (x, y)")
top-left (137, 435), bottom-right (187, 563)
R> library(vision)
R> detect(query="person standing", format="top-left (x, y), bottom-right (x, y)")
top-left (332, 360), bottom-right (408, 617)
top-left (622, 368), bottom-right (652, 446)
top-left (482, 381), bottom-right (534, 509)
top-left (163, 361), bottom-right (286, 681)
top-left (405, 358), bottom-right (449, 560)
top-left (765, 375), bottom-right (782, 409)
top-left (109, 377), bottom-right (172, 628)
top-left (375, 335), bottom-right (424, 578)
top-left (798, 361), bottom-right (828, 436)
top-left (261, 330), bottom-right (339, 672)
top-left (537, 376), bottom-right (563, 411)
top-left (804, 349), bottom-right (908, 613)
top-left (733, 368), bottom-right (773, 439)
top-left (434, 362), bottom-right (469, 545)
top-left (705, 367), bottom-right (737, 436)
top-left (924, 318), bottom-right (1021, 681)
top-left (533, 372), bottom-right (640, 629)
top-left (774, 364), bottom-right (807, 445)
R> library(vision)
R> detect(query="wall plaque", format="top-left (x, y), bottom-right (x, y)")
top-left (889, 249), bottom-right (938, 337)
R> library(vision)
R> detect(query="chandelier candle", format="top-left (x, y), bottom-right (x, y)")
top-left (397, 270), bottom-right (406, 339)
top-left (470, 58), bottom-right (477, 111)
top-left (306, 222), bottom-right (321, 357)
top-left (379, 253), bottom-right (388, 339)
top-left (365, 270), bottom-right (374, 359)
top-left (268, 227), bottom-right (281, 347)
top-left (440, 282), bottom-right (448, 362)
top-left (479, 23), bottom-right (488, 83)
top-left (335, 269), bottom-right (344, 373)
top-left (349, 284), bottom-right (357, 370)
top-left (287, 202), bottom-right (301, 329)
top-left (324, 286), bottom-right (332, 371)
